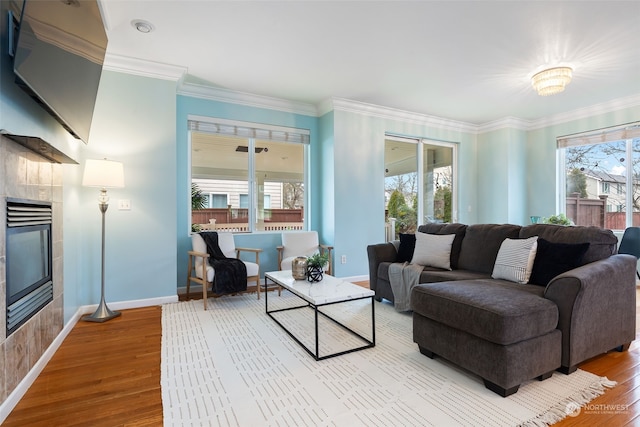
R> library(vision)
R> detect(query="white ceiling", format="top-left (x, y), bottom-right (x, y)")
top-left (100, 1), bottom-right (640, 125)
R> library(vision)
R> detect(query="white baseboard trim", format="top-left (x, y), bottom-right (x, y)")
top-left (78, 295), bottom-right (179, 314)
top-left (178, 276), bottom-right (369, 295)
top-left (340, 274), bottom-right (369, 283)
top-left (0, 294), bottom-right (177, 424)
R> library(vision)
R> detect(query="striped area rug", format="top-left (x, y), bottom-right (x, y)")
top-left (161, 292), bottom-right (614, 426)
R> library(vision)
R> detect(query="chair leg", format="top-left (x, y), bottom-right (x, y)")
top-left (203, 282), bottom-right (207, 310)
top-left (186, 255), bottom-right (192, 299)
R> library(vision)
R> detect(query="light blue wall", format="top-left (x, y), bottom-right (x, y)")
top-left (62, 71), bottom-right (178, 321)
top-left (175, 95), bottom-right (319, 284)
top-left (476, 128), bottom-right (528, 224)
top-left (330, 109), bottom-right (478, 277)
top-left (526, 106), bottom-right (640, 221)
top-left (3, 4), bottom-right (640, 312)
top-left (317, 111), bottom-right (335, 248)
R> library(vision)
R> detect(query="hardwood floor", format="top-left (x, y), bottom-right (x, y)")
top-left (3, 287), bottom-right (640, 426)
top-left (3, 306), bottom-right (163, 427)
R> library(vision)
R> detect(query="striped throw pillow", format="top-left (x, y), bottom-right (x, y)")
top-left (491, 236), bottom-right (539, 283)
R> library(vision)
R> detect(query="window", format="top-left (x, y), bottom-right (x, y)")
top-left (239, 194), bottom-right (270, 209)
top-left (208, 193), bottom-right (228, 208)
top-left (190, 118), bottom-right (309, 232)
top-left (557, 122), bottom-right (640, 230)
top-left (384, 136), bottom-right (457, 238)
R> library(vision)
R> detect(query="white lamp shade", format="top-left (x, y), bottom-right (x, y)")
top-left (82, 159), bottom-right (125, 188)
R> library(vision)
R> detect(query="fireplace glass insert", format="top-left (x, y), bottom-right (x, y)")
top-left (6, 198), bottom-right (53, 335)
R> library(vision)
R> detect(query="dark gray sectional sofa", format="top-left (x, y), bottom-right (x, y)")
top-left (367, 223), bottom-right (637, 396)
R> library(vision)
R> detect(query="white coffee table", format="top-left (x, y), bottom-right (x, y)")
top-left (264, 270), bottom-right (375, 360)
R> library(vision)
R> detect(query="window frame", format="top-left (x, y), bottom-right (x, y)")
top-left (556, 121), bottom-right (640, 230)
top-left (384, 134), bottom-right (458, 232)
top-left (188, 116), bottom-right (310, 234)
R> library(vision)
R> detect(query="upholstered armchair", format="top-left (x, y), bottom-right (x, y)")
top-left (187, 232), bottom-right (261, 310)
top-left (277, 231), bottom-right (333, 276)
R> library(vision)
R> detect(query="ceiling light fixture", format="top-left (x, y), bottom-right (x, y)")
top-left (131, 19), bottom-right (155, 34)
top-left (531, 66), bottom-right (573, 96)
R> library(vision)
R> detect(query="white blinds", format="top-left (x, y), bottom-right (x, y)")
top-left (188, 119), bottom-right (310, 144)
top-left (557, 122), bottom-right (640, 148)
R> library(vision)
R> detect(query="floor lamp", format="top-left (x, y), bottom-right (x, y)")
top-left (82, 158), bottom-right (125, 322)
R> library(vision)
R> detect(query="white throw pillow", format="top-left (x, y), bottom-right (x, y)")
top-left (492, 236), bottom-right (539, 284)
top-left (410, 232), bottom-right (456, 270)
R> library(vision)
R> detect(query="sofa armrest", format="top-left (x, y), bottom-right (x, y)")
top-left (367, 242), bottom-right (398, 293)
top-left (544, 254), bottom-right (637, 370)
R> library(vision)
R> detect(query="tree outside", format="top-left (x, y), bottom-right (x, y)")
top-left (387, 188), bottom-right (417, 234)
top-left (566, 168), bottom-right (588, 198)
top-left (283, 182), bottom-right (304, 209)
top-left (434, 186), bottom-right (452, 223)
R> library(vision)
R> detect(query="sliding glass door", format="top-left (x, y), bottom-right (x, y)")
top-left (385, 136), bottom-right (457, 239)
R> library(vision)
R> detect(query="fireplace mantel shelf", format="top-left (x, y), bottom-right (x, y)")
top-left (1, 130), bottom-right (78, 164)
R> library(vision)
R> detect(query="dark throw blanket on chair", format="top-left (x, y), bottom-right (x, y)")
top-left (199, 232), bottom-right (247, 295)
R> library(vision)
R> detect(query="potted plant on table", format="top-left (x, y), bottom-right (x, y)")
top-left (306, 252), bottom-right (329, 283)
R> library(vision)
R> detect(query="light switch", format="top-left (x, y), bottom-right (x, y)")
top-left (118, 199), bottom-right (131, 210)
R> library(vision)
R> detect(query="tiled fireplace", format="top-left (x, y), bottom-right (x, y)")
top-left (0, 134), bottom-right (64, 403)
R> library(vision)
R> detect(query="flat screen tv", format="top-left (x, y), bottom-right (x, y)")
top-left (12, 0), bottom-right (108, 144)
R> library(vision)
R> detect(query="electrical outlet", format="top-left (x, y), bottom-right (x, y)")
top-left (118, 199), bottom-right (131, 210)
top-left (341, 255), bottom-right (347, 264)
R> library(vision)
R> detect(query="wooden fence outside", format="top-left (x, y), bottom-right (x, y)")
top-left (565, 194), bottom-right (640, 230)
top-left (193, 207), bottom-right (304, 232)
top-left (192, 207), bottom-right (303, 225)
top-left (565, 194), bottom-right (607, 228)
top-left (603, 212), bottom-right (640, 230)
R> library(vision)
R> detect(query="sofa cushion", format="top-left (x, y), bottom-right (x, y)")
top-left (491, 236), bottom-right (538, 284)
top-left (417, 223), bottom-right (468, 269)
top-left (519, 224), bottom-right (616, 264)
top-left (528, 238), bottom-right (590, 286)
top-left (457, 224), bottom-right (522, 274)
top-left (411, 232), bottom-right (456, 270)
top-left (420, 269), bottom-right (492, 283)
top-left (396, 233), bottom-right (416, 263)
top-left (411, 280), bottom-right (558, 346)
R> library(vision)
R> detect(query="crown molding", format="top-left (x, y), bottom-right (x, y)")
top-left (527, 93), bottom-right (640, 130)
top-left (474, 94), bottom-right (640, 133)
top-left (177, 81), bottom-right (319, 117)
top-left (102, 53), bottom-right (187, 81)
top-left (477, 117), bottom-right (532, 133)
top-left (324, 98), bottom-right (478, 133)
top-left (100, 53), bottom-right (640, 134)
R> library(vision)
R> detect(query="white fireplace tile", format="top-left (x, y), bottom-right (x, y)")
top-left (0, 341), bottom-right (5, 402)
top-left (4, 325), bottom-right (28, 394)
top-left (3, 142), bottom-right (28, 198)
top-left (27, 311), bottom-right (42, 369)
top-left (38, 160), bottom-right (53, 187)
top-left (1, 136), bottom-right (64, 403)
top-left (0, 256), bottom-right (5, 342)
top-left (0, 197), bottom-right (5, 256)
top-left (26, 152), bottom-right (40, 186)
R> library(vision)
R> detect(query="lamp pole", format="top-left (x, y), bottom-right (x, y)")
top-left (82, 187), bottom-right (121, 322)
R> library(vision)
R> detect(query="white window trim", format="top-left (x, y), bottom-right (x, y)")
top-left (556, 123), bottom-right (639, 229)
top-left (188, 116), bottom-right (310, 233)
top-left (384, 134), bottom-right (459, 224)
